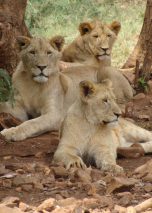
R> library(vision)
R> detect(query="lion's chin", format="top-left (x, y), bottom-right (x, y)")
top-left (97, 55), bottom-right (110, 61)
top-left (33, 76), bottom-right (48, 83)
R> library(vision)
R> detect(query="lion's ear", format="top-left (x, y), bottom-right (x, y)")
top-left (79, 80), bottom-right (96, 101)
top-left (79, 22), bottom-right (93, 35)
top-left (109, 21), bottom-right (121, 35)
top-left (50, 36), bottom-right (65, 52)
top-left (102, 79), bottom-right (113, 88)
top-left (16, 36), bottom-right (31, 50)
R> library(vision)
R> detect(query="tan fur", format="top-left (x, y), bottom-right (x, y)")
top-left (53, 81), bottom-right (152, 173)
top-left (61, 20), bottom-right (133, 104)
top-left (0, 36), bottom-right (76, 141)
top-left (62, 20), bottom-right (120, 65)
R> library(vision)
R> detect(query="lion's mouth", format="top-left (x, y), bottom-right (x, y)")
top-left (32, 73), bottom-right (48, 78)
top-left (96, 53), bottom-right (110, 57)
top-left (103, 118), bottom-right (118, 125)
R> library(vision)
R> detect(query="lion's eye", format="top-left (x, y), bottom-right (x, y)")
top-left (47, 51), bottom-right (52, 55)
top-left (93, 35), bottom-right (98, 38)
top-left (30, 50), bottom-right (35, 55)
top-left (107, 34), bottom-right (112, 38)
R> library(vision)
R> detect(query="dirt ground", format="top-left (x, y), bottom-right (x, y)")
top-left (0, 92), bottom-right (152, 212)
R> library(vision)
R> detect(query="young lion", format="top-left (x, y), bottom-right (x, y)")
top-left (0, 36), bottom-right (76, 141)
top-left (62, 20), bottom-right (120, 66)
top-left (62, 20), bottom-right (133, 104)
top-left (53, 80), bottom-right (152, 173)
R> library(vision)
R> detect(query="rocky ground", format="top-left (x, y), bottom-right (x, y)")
top-left (0, 79), bottom-right (152, 213)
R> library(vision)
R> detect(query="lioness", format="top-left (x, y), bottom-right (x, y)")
top-left (62, 20), bottom-right (133, 104)
top-left (53, 80), bottom-right (152, 173)
top-left (0, 36), bottom-right (76, 141)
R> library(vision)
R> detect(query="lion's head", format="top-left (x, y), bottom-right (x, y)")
top-left (79, 80), bottom-right (121, 125)
top-left (17, 35), bottom-right (65, 83)
top-left (78, 20), bottom-right (121, 62)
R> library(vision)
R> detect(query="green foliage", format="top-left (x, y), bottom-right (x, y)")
top-left (138, 77), bottom-right (148, 92)
top-left (25, 0), bottom-right (145, 67)
top-left (0, 69), bottom-right (14, 103)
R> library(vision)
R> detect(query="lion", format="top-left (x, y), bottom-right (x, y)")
top-left (62, 20), bottom-right (120, 66)
top-left (53, 80), bottom-right (152, 173)
top-left (61, 20), bottom-right (134, 104)
top-left (0, 35), bottom-right (76, 141)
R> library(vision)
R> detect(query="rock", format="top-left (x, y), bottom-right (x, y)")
top-left (52, 166), bottom-right (68, 177)
top-left (2, 179), bottom-right (12, 188)
top-left (117, 192), bottom-right (132, 197)
top-left (35, 152), bottom-right (44, 158)
top-left (0, 165), bottom-right (10, 175)
top-left (3, 156), bottom-right (12, 160)
top-left (1, 196), bottom-right (20, 208)
top-left (37, 198), bottom-right (55, 211)
top-left (144, 183), bottom-right (152, 192)
top-left (15, 187), bottom-right (22, 192)
top-left (15, 169), bottom-right (25, 174)
top-left (19, 202), bottom-right (31, 212)
top-left (106, 177), bottom-right (138, 194)
top-left (12, 174), bottom-right (40, 186)
top-left (21, 184), bottom-right (33, 192)
top-left (138, 114), bottom-right (150, 120)
top-left (133, 93), bottom-right (146, 100)
top-left (0, 205), bottom-right (24, 213)
top-left (82, 198), bottom-right (102, 209)
top-left (118, 193), bottom-right (133, 206)
top-left (57, 198), bottom-right (79, 207)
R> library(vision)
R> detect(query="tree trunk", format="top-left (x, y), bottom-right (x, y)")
top-left (0, 0), bottom-right (30, 75)
top-left (122, 0), bottom-right (152, 81)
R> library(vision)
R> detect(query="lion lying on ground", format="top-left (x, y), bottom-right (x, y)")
top-left (61, 20), bottom-right (133, 104)
top-left (0, 36), bottom-right (76, 141)
top-left (62, 20), bottom-right (120, 66)
top-left (53, 80), bottom-right (152, 173)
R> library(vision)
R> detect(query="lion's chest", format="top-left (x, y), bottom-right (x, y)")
top-left (15, 84), bottom-right (49, 117)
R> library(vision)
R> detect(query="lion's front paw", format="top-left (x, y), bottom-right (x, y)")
top-left (1, 127), bottom-right (27, 142)
top-left (66, 156), bottom-right (86, 170)
top-left (101, 163), bottom-right (124, 174)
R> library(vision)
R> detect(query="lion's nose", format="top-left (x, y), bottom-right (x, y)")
top-left (114, 112), bottom-right (121, 118)
top-left (101, 47), bottom-right (109, 52)
top-left (37, 65), bottom-right (47, 71)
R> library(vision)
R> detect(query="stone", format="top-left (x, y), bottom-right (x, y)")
top-left (133, 93), bottom-right (146, 100)
top-left (138, 114), bottom-right (150, 120)
top-left (19, 202), bottom-right (31, 212)
top-left (1, 196), bottom-right (20, 208)
top-left (12, 174), bottom-right (40, 186)
top-left (3, 156), bottom-right (12, 160)
top-left (21, 184), bottom-right (33, 192)
top-left (37, 198), bottom-right (55, 211)
top-left (15, 187), bottom-right (22, 192)
top-left (0, 205), bottom-right (24, 213)
top-left (2, 179), bottom-right (12, 188)
top-left (144, 183), bottom-right (152, 192)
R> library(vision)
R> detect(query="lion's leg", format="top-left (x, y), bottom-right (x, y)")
top-left (94, 148), bottom-right (123, 174)
top-left (54, 147), bottom-right (86, 170)
top-left (119, 118), bottom-right (152, 153)
top-left (0, 102), bottom-right (28, 121)
top-left (1, 113), bottom-right (61, 141)
top-left (89, 132), bottom-right (124, 174)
